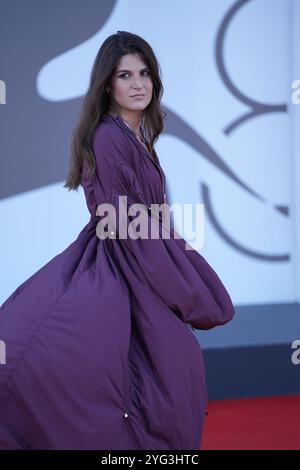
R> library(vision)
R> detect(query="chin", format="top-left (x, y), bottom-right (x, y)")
top-left (128, 104), bottom-right (147, 112)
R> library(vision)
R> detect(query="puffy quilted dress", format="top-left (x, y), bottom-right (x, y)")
top-left (0, 114), bottom-right (235, 450)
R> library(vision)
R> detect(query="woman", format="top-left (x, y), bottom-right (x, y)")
top-left (0, 31), bottom-right (234, 450)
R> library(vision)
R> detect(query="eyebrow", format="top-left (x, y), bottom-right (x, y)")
top-left (116, 67), bottom-right (149, 73)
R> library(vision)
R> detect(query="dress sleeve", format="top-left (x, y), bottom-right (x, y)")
top-left (93, 129), bottom-right (235, 331)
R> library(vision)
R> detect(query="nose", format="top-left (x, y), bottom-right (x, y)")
top-left (132, 75), bottom-right (143, 89)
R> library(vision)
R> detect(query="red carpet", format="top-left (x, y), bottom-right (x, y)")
top-left (201, 395), bottom-right (300, 450)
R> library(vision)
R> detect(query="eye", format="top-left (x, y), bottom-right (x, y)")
top-left (118, 70), bottom-right (150, 79)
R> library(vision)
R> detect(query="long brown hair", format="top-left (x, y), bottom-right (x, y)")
top-left (64, 30), bottom-right (166, 191)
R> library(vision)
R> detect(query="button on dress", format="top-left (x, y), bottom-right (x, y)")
top-left (0, 114), bottom-right (235, 450)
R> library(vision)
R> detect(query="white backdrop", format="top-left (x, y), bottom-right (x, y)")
top-left (0, 0), bottom-right (298, 313)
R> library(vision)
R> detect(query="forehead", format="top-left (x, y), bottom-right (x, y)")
top-left (116, 53), bottom-right (147, 71)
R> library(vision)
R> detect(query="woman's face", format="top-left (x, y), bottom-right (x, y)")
top-left (108, 53), bottom-right (153, 116)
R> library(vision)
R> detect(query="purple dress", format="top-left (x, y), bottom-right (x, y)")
top-left (0, 114), bottom-right (234, 450)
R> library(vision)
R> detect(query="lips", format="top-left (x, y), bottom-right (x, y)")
top-left (130, 94), bottom-right (145, 97)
